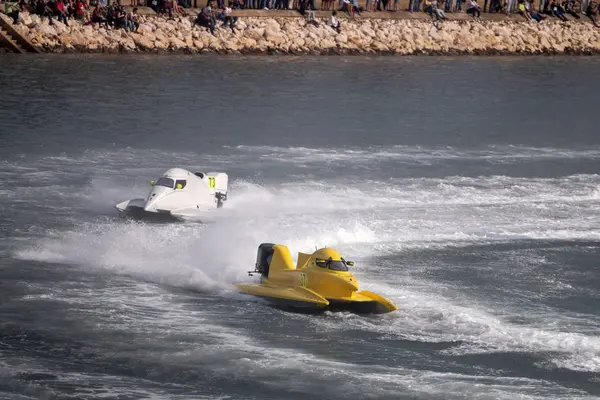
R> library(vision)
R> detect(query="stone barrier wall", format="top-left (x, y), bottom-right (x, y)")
top-left (12, 11), bottom-right (600, 55)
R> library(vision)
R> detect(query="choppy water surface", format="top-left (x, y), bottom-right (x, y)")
top-left (1, 55), bottom-right (600, 400)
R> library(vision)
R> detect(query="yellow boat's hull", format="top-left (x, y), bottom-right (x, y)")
top-left (234, 283), bottom-right (397, 314)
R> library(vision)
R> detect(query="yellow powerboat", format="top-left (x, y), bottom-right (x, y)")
top-left (234, 243), bottom-right (398, 314)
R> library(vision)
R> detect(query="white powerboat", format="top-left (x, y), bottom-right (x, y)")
top-left (116, 168), bottom-right (228, 222)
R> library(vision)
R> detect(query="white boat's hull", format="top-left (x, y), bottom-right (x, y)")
top-left (116, 199), bottom-right (219, 223)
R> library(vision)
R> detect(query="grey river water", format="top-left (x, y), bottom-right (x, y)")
top-left (0, 54), bottom-right (600, 399)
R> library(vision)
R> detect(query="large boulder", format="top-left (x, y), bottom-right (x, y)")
top-left (154, 40), bottom-right (169, 50)
top-left (133, 35), bottom-right (154, 50)
top-left (139, 22), bottom-right (156, 33)
top-left (264, 19), bottom-right (280, 32)
top-left (264, 28), bottom-right (284, 46)
top-left (246, 27), bottom-right (265, 41)
top-left (193, 39), bottom-right (204, 50)
top-left (179, 17), bottom-right (192, 30)
top-left (371, 40), bottom-right (389, 52)
top-left (27, 13), bottom-right (41, 28)
top-left (37, 23), bottom-right (57, 37)
top-left (335, 33), bottom-right (348, 44)
top-left (20, 12), bottom-right (33, 26)
top-left (169, 37), bottom-right (187, 50)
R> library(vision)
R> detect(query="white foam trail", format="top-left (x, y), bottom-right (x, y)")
top-left (304, 279), bottom-right (600, 374)
top-left (224, 144), bottom-right (600, 164)
top-left (12, 182), bottom-right (379, 293)
top-left (14, 221), bottom-right (241, 293)
top-left (159, 321), bottom-right (592, 400)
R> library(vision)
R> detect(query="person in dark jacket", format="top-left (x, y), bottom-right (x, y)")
top-left (195, 6), bottom-right (216, 35)
top-left (584, 0), bottom-right (599, 25)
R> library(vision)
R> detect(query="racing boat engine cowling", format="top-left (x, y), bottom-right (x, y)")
top-left (255, 243), bottom-right (275, 277)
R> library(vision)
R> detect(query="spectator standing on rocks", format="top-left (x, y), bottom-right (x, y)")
top-left (445, 0), bottom-right (453, 13)
top-left (409, 0), bottom-right (421, 12)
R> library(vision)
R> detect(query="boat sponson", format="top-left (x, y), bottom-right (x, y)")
top-left (354, 290), bottom-right (398, 312)
top-left (324, 290), bottom-right (398, 314)
top-left (234, 283), bottom-right (330, 307)
top-left (116, 205), bottom-right (180, 222)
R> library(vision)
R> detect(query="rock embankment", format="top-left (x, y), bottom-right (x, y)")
top-left (13, 11), bottom-right (600, 55)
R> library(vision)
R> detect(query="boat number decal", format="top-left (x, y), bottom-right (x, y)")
top-left (300, 272), bottom-right (307, 287)
top-left (208, 177), bottom-right (216, 189)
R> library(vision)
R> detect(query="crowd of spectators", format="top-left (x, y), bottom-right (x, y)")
top-left (405, 0), bottom-right (597, 24)
top-left (3, 0), bottom-right (142, 29)
top-left (185, 0), bottom-right (598, 24)
top-left (2, 0), bottom-right (598, 32)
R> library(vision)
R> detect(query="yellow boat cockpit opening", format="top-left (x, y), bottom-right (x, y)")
top-left (314, 257), bottom-right (354, 271)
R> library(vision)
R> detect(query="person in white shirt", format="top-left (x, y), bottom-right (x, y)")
top-left (329, 10), bottom-right (341, 33)
top-left (466, 0), bottom-right (481, 16)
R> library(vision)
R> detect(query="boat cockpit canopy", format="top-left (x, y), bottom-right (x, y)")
top-left (153, 177), bottom-right (188, 189)
top-left (155, 177), bottom-right (175, 188)
top-left (315, 258), bottom-right (351, 271)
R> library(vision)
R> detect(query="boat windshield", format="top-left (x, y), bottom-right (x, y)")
top-left (328, 261), bottom-right (348, 271)
top-left (315, 258), bottom-right (349, 272)
top-left (155, 177), bottom-right (175, 188)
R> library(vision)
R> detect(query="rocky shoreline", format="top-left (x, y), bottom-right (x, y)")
top-left (11, 11), bottom-right (600, 55)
